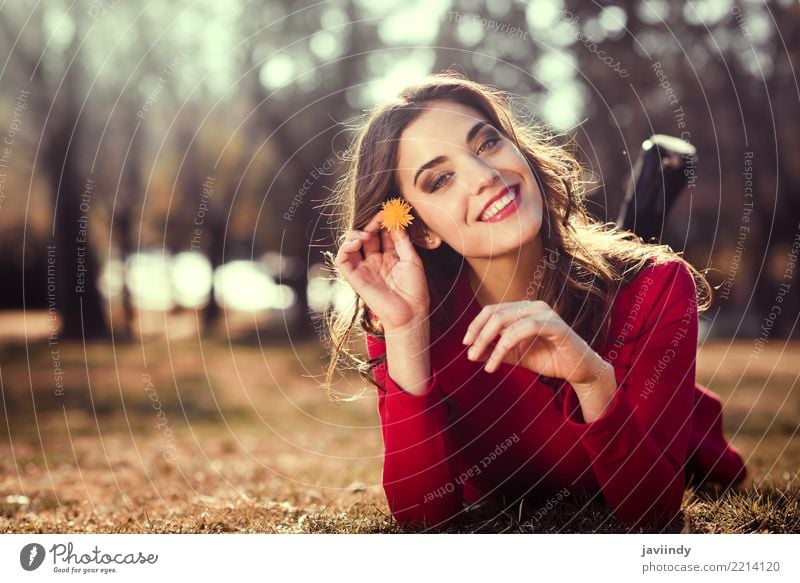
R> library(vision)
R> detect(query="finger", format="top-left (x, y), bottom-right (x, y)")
top-left (336, 255), bottom-right (355, 278)
top-left (380, 228), bottom-right (396, 255)
top-left (463, 300), bottom-right (546, 345)
top-left (484, 317), bottom-right (552, 373)
top-left (341, 232), bottom-right (369, 249)
top-left (363, 211), bottom-right (384, 234)
top-left (335, 237), bottom-right (365, 273)
top-left (466, 307), bottom-right (516, 362)
top-left (358, 212), bottom-right (384, 257)
top-left (342, 230), bottom-right (368, 243)
top-left (463, 304), bottom-right (496, 346)
top-left (362, 228), bottom-right (381, 258)
top-left (469, 340), bottom-right (496, 363)
top-left (335, 238), bottom-right (361, 265)
top-left (388, 228), bottom-right (417, 262)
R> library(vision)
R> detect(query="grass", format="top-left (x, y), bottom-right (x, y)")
top-left (0, 327), bottom-right (798, 534)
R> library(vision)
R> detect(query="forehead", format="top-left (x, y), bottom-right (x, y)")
top-left (397, 100), bottom-right (489, 174)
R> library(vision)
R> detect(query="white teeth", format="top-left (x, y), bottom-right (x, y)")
top-left (480, 189), bottom-right (517, 221)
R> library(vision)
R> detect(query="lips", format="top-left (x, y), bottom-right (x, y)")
top-left (477, 184), bottom-right (520, 222)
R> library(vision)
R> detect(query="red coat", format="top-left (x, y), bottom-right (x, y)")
top-left (366, 258), bottom-right (747, 530)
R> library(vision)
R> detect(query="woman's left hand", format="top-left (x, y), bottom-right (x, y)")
top-left (462, 300), bottom-right (610, 390)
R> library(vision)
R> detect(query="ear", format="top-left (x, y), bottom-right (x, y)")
top-left (408, 223), bottom-right (441, 250)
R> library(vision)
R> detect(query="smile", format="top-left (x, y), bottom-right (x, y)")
top-left (479, 185), bottom-right (520, 222)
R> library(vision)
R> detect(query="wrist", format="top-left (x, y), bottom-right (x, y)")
top-left (570, 357), bottom-right (614, 394)
top-left (384, 319), bottom-right (433, 397)
top-left (568, 358), bottom-right (617, 423)
top-left (384, 317), bottom-right (430, 339)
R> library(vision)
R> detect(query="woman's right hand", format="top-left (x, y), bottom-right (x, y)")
top-left (335, 211), bottom-right (430, 333)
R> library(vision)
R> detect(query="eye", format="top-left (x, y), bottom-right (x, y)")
top-left (478, 134), bottom-right (500, 155)
top-left (429, 172), bottom-right (452, 192)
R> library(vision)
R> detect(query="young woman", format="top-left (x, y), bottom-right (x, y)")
top-left (323, 72), bottom-right (747, 531)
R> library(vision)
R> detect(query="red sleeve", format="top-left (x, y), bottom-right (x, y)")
top-left (560, 260), bottom-right (697, 528)
top-left (366, 333), bottom-right (463, 529)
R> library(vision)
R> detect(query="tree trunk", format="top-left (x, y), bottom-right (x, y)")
top-left (47, 125), bottom-right (109, 340)
top-left (43, 60), bottom-right (109, 340)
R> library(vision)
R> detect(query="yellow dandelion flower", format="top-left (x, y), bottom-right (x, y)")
top-left (379, 198), bottom-right (415, 232)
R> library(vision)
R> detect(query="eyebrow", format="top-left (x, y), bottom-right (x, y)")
top-left (412, 121), bottom-right (491, 188)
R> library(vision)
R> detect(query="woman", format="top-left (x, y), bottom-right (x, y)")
top-left (323, 72), bottom-right (747, 531)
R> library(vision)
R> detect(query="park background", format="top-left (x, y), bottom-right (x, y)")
top-left (0, 0), bottom-right (798, 532)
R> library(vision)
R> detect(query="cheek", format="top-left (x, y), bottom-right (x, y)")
top-left (503, 142), bottom-right (527, 163)
top-left (530, 181), bottom-right (544, 209)
top-left (425, 199), bottom-right (468, 228)
top-left (449, 236), bottom-right (483, 257)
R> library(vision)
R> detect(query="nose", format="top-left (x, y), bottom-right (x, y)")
top-left (467, 157), bottom-right (502, 197)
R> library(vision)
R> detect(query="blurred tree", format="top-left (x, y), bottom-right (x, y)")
top-left (237, 0), bottom-right (383, 339)
top-left (0, 3), bottom-right (109, 338)
top-left (1, 0), bottom-right (797, 342)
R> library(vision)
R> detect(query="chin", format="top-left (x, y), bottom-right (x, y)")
top-left (482, 231), bottom-right (539, 257)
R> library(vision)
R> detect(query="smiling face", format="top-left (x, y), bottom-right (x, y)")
top-left (396, 99), bottom-right (544, 259)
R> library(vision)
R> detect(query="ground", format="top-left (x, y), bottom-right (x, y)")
top-left (0, 313), bottom-right (798, 533)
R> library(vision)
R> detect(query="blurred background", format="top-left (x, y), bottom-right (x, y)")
top-left (1, 0), bottom-right (799, 342)
top-left (0, 0), bottom-right (798, 533)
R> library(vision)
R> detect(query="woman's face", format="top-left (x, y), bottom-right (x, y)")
top-left (396, 99), bottom-right (543, 258)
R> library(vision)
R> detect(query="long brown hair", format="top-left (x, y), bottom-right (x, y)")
top-left (319, 71), bottom-right (712, 401)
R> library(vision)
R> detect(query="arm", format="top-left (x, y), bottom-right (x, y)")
top-left (334, 210), bottom-right (461, 526)
top-left (561, 260), bottom-right (697, 528)
top-left (366, 326), bottom-right (463, 529)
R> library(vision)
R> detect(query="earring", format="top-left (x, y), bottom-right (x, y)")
top-left (427, 238), bottom-right (434, 244)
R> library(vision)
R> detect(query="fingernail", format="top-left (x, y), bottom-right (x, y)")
top-left (462, 334), bottom-right (470, 344)
top-left (467, 347), bottom-right (476, 359)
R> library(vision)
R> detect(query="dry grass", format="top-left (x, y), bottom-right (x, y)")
top-left (0, 329), bottom-right (798, 534)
